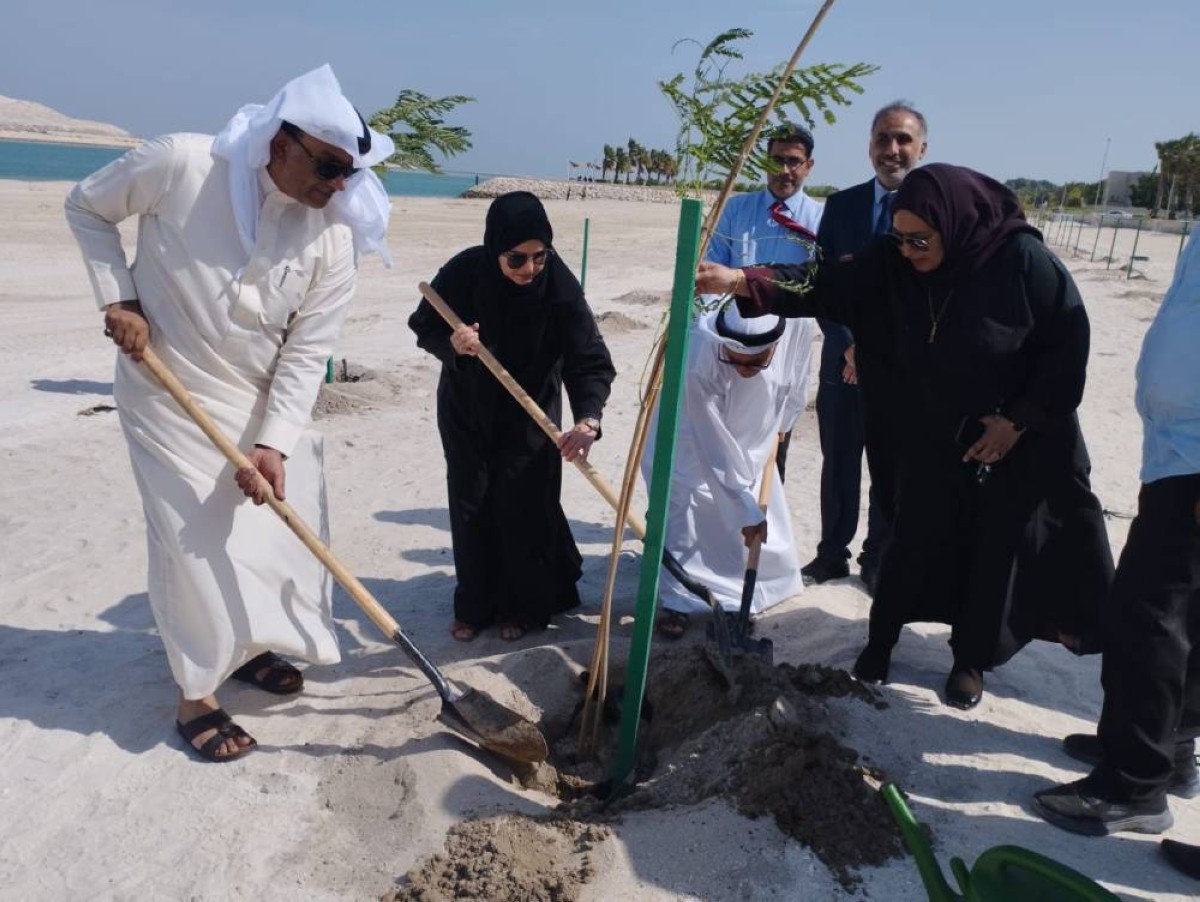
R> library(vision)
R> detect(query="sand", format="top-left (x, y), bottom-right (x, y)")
top-left (1, 178), bottom-right (1197, 900)
top-left (0, 94), bottom-right (139, 147)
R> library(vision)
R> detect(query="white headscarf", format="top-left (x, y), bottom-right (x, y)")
top-left (212, 64), bottom-right (396, 266)
top-left (706, 300), bottom-right (786, 354)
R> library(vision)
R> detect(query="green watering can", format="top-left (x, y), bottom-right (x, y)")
top-left (881, 783), bottom-right (1120, 902)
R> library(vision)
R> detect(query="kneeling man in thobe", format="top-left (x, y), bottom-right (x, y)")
top-left (643, 303), bottom-right (816, 638)
top-left (65, 65), bottom-right (394, 761)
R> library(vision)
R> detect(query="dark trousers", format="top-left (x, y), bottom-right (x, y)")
top-left (777, 430), bottom-right (793, 482)
top-left (1097, 474), bottom-right (1200, 803)
top-left (813, 320), bottom-right (885, 565)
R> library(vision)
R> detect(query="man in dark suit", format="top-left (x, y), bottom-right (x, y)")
top-left (801, 101), bottom-right (928, 594)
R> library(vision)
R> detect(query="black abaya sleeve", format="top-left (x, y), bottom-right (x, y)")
top-left (1001, 238), bottom-right (1091, 433)
top-left (736, 247), bottom-right (880, 332)
top-left (559, 291), bottom-right (616, 428)
top-left (408, 250), bottom-right (485, 371)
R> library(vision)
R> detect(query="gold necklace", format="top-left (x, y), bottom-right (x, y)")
top-left (927, 288), bottom-right (954, 343)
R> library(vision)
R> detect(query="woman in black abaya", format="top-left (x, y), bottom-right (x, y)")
top-left (409, 192), bottom-right (615, 641)
top-left (697, 164), bottom-right (1114, 708)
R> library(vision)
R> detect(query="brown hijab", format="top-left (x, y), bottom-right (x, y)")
top-left (892, 163), bottom-right (1039, 281)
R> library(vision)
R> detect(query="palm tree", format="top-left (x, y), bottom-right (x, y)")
top-left (650, 148), bottom-right (667, 185)
top-left (613, 147), bottom-right (629, 186)
top-left (662, 153), bottom-right (679, 186)
top-left (601, 144), bottom-right (615, 183)
top-left (1152, 134), bottom-right (1199, 216)
top-left (630, 138), bottom-right (650, 185)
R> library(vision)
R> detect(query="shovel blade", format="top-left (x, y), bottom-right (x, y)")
top-left (741, 635), bottom-right (774, 665)
top-left (704, 614), bottom-right (737, 688)
top-left (437, 688), bottom-right (549, 765)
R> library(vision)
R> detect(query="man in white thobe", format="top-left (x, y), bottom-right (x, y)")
top-left (65, 65), bottom-right (394, 762)
top-left (644, 303), bottom-right (816, 637)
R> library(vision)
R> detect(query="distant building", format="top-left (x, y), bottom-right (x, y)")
top-left (1104, 170), bottom-right (1151, 207)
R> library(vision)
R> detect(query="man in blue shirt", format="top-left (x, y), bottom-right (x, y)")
top-left (1034, 228), bottom-right (1200, 840)
top-left (804, 101), bottom-right (928, 595)
top-left (706, 123), bottom-right (822, 480)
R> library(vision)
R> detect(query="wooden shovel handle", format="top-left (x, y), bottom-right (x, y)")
top-left (138, 346), bottom-right (402, 641)
top-left (745, 437), bottom-right (780, 570)
top-left (418, 281), bottom-right (648, 539)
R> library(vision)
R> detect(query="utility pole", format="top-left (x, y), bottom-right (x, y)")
top-left (1094, 137), bottom-right (1111, 208)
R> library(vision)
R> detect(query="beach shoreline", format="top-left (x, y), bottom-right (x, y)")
top-left (0, 130), bottom-right (140, 149)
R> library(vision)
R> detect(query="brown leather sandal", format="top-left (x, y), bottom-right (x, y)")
top-left (176, 708), bottom-right (256, 763)
top-left (230, 651), bottom-right (303, 695)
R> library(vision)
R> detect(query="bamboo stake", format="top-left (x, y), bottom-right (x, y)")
top-left (578, 340), bottom-right (664, 756)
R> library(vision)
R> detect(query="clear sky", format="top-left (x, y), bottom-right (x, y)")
top-left (5, 0), bottom-right (1196, 190)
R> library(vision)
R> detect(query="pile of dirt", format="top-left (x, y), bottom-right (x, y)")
top-left (547, 646), bottom-right (901, 888)
top-left (594, 310), bottom-right (648, 334)
top-left (612, 289), bottom-right (671, 307)
top-left (387, 815), bottom-right (610, 902)
top-left (312, 361), bottom-right (417, 419)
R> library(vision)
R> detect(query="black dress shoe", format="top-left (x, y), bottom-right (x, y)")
top-left (945, 666), bottom-right (983, 709)
top-left (852, 643), bottom-right (891, 684)
top-left (1161, 839), bottom-right (1200, 880)
top-left (1033, 777), bottom-right (1173, 836)
top-left (1061, 733), bottom-right (1200, 799)
top-left (800, 557), bottom-right (850, 586)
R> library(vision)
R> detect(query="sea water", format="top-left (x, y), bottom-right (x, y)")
top-left (0, 139), bottom-right (488, 197)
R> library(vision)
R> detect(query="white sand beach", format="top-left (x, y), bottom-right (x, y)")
top-left (1, 178), bottom-right (1196, 900)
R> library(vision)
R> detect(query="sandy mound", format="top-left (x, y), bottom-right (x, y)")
top-left (388, 815), bottom-right (610, 901)
top-left (612, 289), bottom-right (671, 307)
top-left (313, 361), bottom-right (422, 418)
top-left (594, 310), bottom-right (648, 334)
top-left (0, 93), bottom-right (139, 146)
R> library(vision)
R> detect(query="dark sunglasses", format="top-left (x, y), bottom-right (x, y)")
top-left (887, 230), bottom-right (933, 251)
top-left (718, 349), bottom-right (774, 370)
top-left (502, 248), bottom-right (553, 269)
top-left (287, 131), bottom-right (359, 181)
top-left (769, 154), bottom-right (809, 170)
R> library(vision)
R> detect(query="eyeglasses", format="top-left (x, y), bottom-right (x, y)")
top-left (887, 230), bottom-right (933, 251)
top-left (769, 154), bottom-right (809, 171)
top-left (718, 349), bottom-right (774, 370)
top-left (502, 248), bottom-right (553, 269)
top-left (286, 131), bottom-right (359, 181)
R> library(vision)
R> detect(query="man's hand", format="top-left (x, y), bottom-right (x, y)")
top-left (104, 300), bottom-right (150, 361)
top-left (963, 414), bottom-right (1024, 465)
top-left (842, 344), bottom-right (858, 385)
top-left (741, 519), bottom-right (768, 548)
top-left (236, 446), bottom-right (286, 505)
top-left (695, 261), bottom-right (745, 296)
top-left (450, 322), bottom-right (481, 357)
top-left (557, 422), bottom-right (597, 462)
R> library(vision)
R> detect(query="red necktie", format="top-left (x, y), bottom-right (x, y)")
top-left (769, 200), bottom-right (818, 242)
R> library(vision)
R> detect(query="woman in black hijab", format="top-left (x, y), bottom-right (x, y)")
top-left (697, 164), bottom-right (1114, 708)
top-left (409, 192), bottom-right (616, 641)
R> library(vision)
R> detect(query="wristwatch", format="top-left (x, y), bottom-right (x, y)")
top-left (1005, 415), bottom-right (1026, 434)
top-left (578, 417), bottom-right (601, 433)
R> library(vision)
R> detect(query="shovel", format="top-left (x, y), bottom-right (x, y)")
top-left (730, 438), bottom-right (779, 663)
top-left (137, 346), bottom-right (548, 766)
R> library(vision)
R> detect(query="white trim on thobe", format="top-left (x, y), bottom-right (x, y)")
top-left (65, 133), bottom-right (352, 698)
